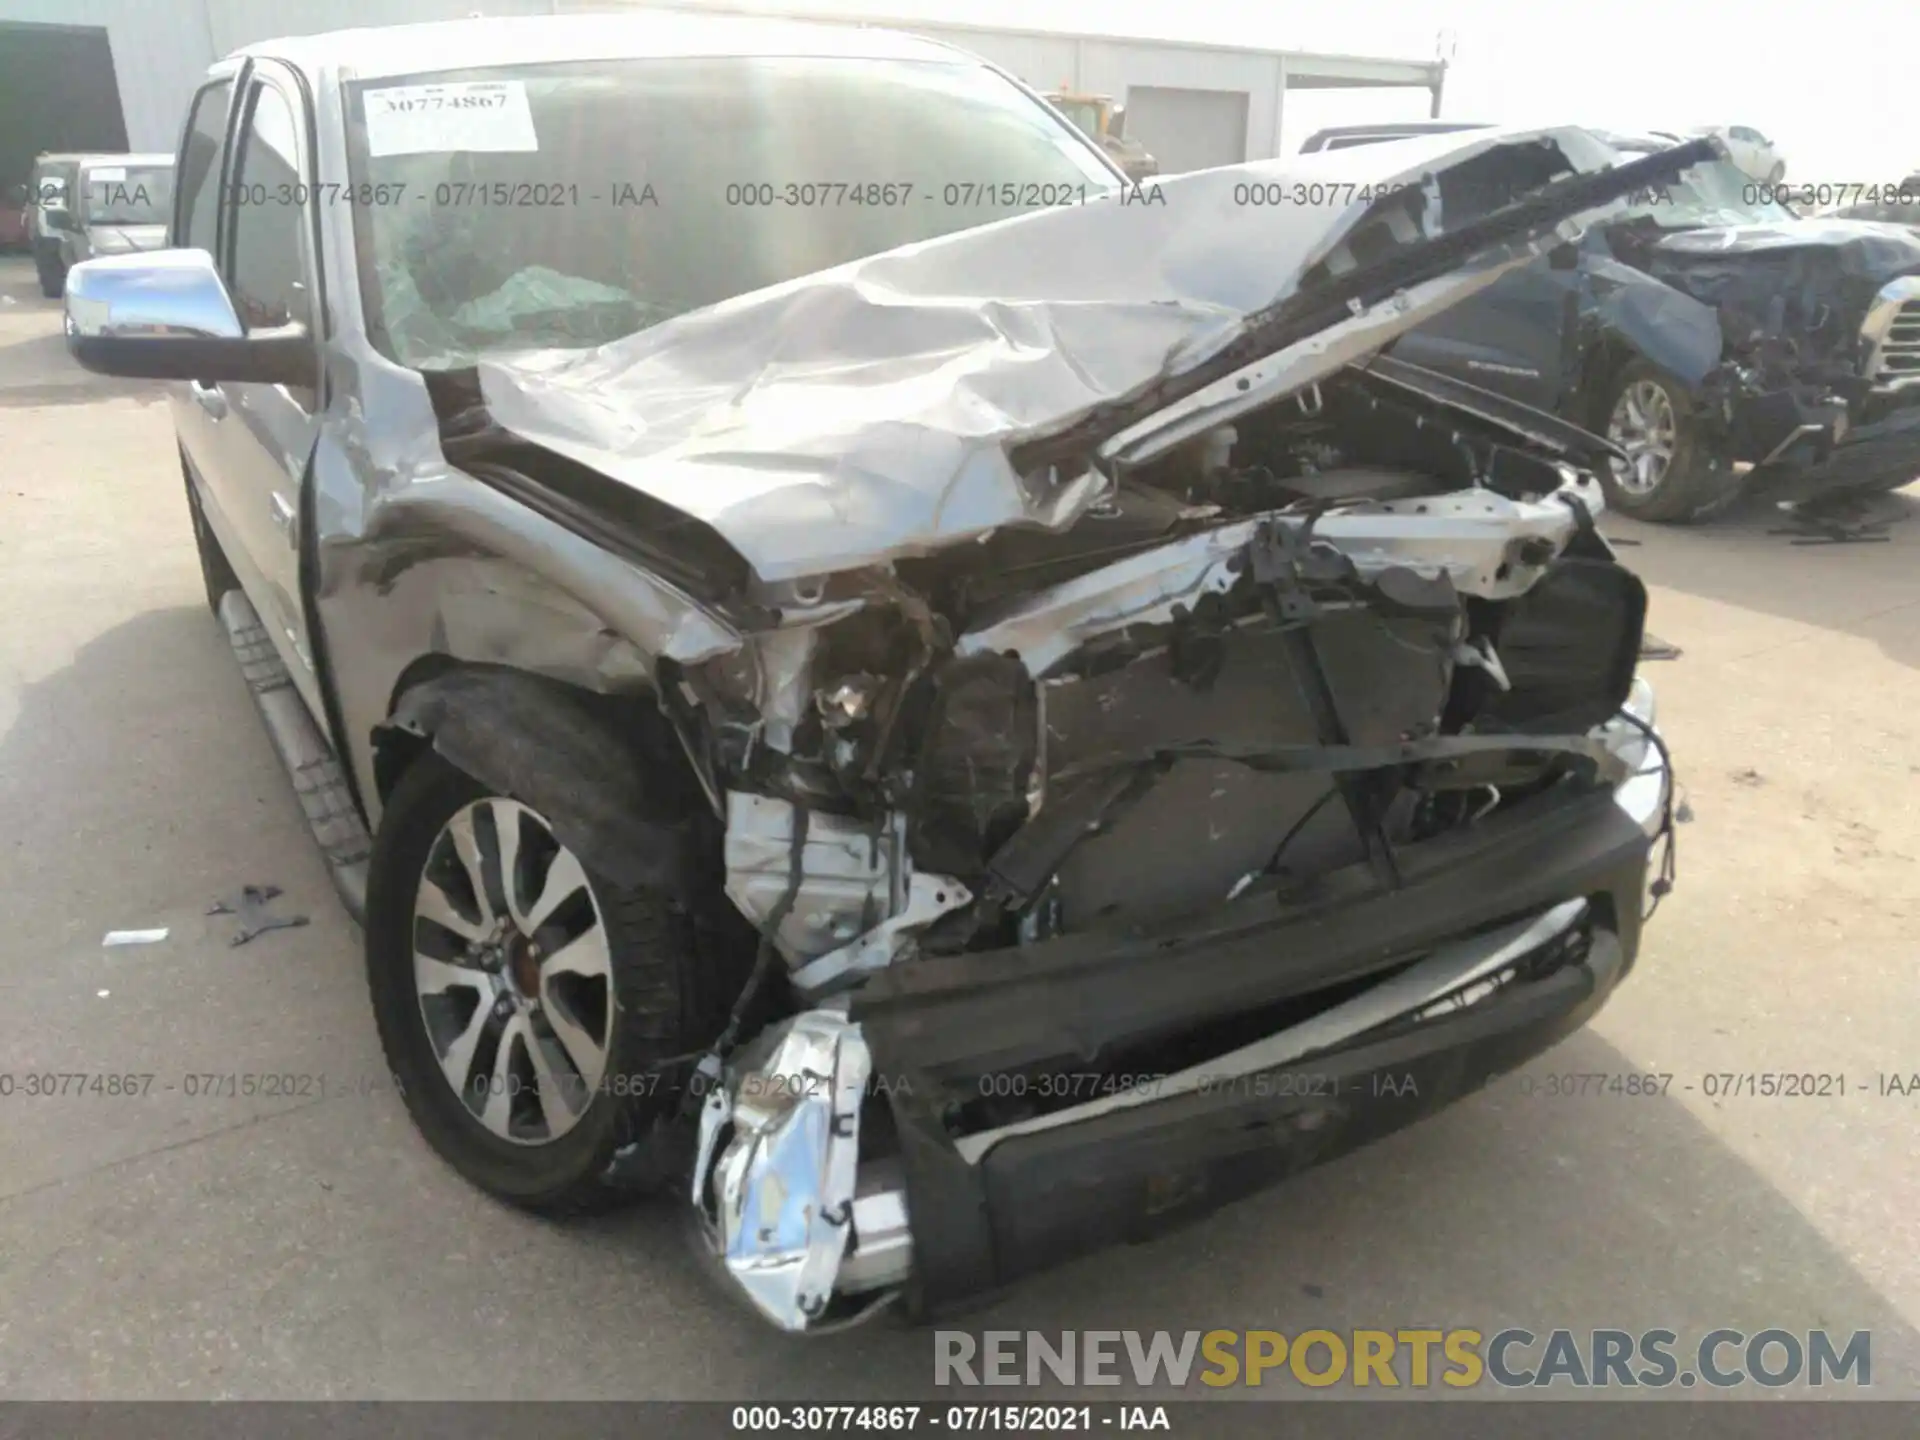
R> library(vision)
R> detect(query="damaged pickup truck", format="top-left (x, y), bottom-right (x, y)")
top-left (1390, 130), bottom-right (1920, 519)
top-left (64, 13), bottom-right (1686, 1331)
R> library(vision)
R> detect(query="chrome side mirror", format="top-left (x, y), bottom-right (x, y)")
top-left (65, 248), bottom-right (316, 388)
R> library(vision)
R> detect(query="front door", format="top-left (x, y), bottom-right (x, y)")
top-left (1387, 255), bottom-right (1578, 412)
top-left (203, 66), bottom-right (326, 721)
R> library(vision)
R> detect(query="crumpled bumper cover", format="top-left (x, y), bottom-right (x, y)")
top-left (865, 789), bottom-right (1655, 1317)
top-left (691, 737), bottom-right (1669, 1327)
top-left (1758, 400), bottom-right (1920, 499)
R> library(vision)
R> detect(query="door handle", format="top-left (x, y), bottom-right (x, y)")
top-left (269, 492), bottom-right (297, 546)
top-left (189, 381), bottom-right (227, 420)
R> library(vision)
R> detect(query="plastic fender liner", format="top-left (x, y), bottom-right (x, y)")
top-left (1475, 557), bottom-right (1648, 734)
top-left (385, 665), bottom-right (700, 893)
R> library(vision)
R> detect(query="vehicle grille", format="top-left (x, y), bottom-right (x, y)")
top-left (1874, 299), bottom-right (1920, 381)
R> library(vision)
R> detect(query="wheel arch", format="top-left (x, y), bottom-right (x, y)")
top-left (375, 661), bottom-right (713, 897)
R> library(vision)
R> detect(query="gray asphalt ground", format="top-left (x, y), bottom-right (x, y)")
top-left (3, 252), bottom-right (1919, 1400)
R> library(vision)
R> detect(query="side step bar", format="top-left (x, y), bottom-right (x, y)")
top-left (217, 591), bottom-right (372, 923)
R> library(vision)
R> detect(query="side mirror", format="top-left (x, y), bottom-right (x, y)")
top-left (65, 248), bottom-right (317, 388)
top-left (1548, 241), bottom-right (1580, 271)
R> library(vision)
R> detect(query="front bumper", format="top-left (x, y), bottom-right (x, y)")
top-left (693, 706), bottom-right (1672, 1331)
top-left (1758, 402), bottom-right (1920, 501)
top-left (1742, 274), bottom-right (1920, 497)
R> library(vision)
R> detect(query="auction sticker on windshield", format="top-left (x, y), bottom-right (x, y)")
top-left (363, 80), bottom-right (538, 158)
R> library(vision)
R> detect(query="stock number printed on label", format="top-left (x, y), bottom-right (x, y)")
top-left (362, 81), bottom-right (539, 158)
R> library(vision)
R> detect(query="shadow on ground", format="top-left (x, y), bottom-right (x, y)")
top-left (1608, 486), bottom-right (1920, 671)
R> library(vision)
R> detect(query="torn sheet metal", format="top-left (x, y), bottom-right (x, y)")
top-left (1644, 220), bottom-right (1920, 369)
top-left (472, 127), bottom-right (1704, 583)
top-left (955, 479), bottom-right (1597, 678)
top-left (1581, 253), bottom-right (1724, 389)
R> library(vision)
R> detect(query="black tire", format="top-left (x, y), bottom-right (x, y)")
top-left (366, 747), bottom-right (734, 1214)
top-left (183, 463), bottom-right (241, 614)
top-left (1766, 161), bottom-right (1786, 185)
top-left (1594, 360), bottom-right (1741, 523)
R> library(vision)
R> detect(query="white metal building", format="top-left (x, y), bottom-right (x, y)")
top-left (617, 0), bottom-right (1448, 174)
top-left (0, 0), bottom-right (1444, 185)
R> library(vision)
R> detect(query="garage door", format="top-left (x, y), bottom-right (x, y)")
top-left (0, 23), bottom-right (129, 193)
top-left (1123, 87), bottom-right (1249, 176)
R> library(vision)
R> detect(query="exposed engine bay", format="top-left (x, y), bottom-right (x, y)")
top-left (677, 362), bottom-right (1644, 986)
top-left (652, 362), bottom-right (1661, 1330)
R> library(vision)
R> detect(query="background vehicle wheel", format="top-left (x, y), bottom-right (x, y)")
top-left (1766, 161), bottom-right (1786, 185)
top-left (1596, 361), bottom-right (1741, 522)
top-left (366, 749), bottom-right (731, 1213)
top-left (183, 464), bottom-right (240, 613)
top-left (35, 252), bottom-right (64, 299)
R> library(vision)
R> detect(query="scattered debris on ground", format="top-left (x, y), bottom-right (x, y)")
top-left (102, 928), bottom-right (169, 946)
top-left (1769, 491), bottom-right (1908, 546)
top-left (1641, 633), bottom-right (1683, 660)
top-left (208, 885), bottom-right (310, 947)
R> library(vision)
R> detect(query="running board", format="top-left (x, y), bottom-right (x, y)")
top-left (217, 590), bottom-right (372, 923)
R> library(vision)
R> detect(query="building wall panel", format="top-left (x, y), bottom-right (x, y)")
top-left (0, 0), bottom-right (217, 152)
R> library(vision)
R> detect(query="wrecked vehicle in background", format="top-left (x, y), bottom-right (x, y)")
top-left (1378, 129), bottom-right (1920, 519)
top-left (63, 12), bottom-right (1686, 1333)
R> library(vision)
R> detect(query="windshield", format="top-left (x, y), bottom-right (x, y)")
top-left (80, 164), bottom-right (174, 225)
top-left (1615, 155), bottom-right (1793, 228)
top-left (1052, 99), bottom-right (1103, 138)
top-left (345, 57), bottom-right (1120, 371)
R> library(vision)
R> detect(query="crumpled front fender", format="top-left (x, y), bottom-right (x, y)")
top-left (1582, 254), bottom-right (1724, 391)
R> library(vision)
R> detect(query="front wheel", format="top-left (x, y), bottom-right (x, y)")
top-left (1766, 161), bottom-right (1786, 185)
top-left (1596, 361), bottom-right (1740, 522)
top-left (365, 750), bottom-right (722, 1213)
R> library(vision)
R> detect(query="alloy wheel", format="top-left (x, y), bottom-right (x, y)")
top-left (1607, 380), bottom-right (1678, 496)
top-left (410, 798), bottom-right (614, 1145)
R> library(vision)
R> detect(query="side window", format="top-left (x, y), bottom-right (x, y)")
top-left (1729, 125), bottom-right (1756, 143)
top-left (176, 80), bottom-right (233, 251)
top-left (227, 81), bottom-right (312, 335)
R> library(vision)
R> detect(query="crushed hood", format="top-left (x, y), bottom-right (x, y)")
top-left (1652, 218), bottom-right (1920, 272)
top-left (1645, 219), bottom-right (1920, 312)
top-left (470, 126), bottom-right (1714, 584)
top-left (1636, 219), bottom-right (1920, 364)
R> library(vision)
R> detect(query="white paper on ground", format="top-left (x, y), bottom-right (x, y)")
top-left (363, 81), bottom-right (538, 158)
top-left (103, 928), bottom-right (170, 946)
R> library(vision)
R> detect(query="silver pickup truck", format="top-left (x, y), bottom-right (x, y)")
top-left (64, 13), bottom-right (1684, 1333)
